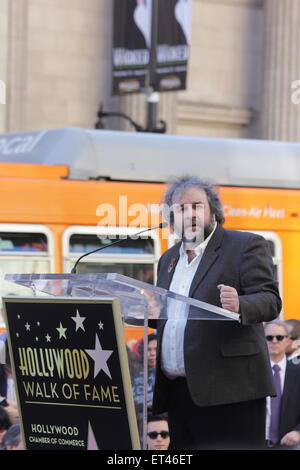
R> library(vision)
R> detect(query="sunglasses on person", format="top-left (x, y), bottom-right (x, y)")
top-left (147, 431), bottom-right (170, 439)
top-left (265, 335), bottom-right (288, 342)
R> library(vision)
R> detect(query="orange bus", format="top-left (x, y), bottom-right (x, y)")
top-left (0, 128), bottom-right (299, 338)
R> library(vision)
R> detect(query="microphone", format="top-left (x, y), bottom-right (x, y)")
top-left (70, 222), bottom-right (168, 274)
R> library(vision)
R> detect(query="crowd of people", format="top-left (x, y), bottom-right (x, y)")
top-left (128, 318), bottom-right (300, 450)
top-left (0, 315), bottom-right (300, 450)
top-left (127, 332), bottom-right (170, 450)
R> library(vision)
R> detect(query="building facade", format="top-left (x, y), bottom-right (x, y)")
top-left (0, 0), bottom-right (299, 141)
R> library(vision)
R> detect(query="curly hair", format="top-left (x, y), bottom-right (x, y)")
top-left (162, 176), bottom-right (225, 227)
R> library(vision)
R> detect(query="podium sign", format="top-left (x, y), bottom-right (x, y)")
top-left (3, 296), bottom-right (140, 450)
top-left (4, 272), bottom-right (239, 449)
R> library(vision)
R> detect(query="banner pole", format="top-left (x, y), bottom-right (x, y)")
top-left (145, 0), bottom-right (159, 131)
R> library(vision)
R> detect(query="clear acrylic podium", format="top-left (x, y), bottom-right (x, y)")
top-left (4, 273), bottom-right (240, 450)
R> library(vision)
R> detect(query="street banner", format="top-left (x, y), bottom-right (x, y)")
top-left (112, 1), bottom-right (192, 95)
top-left (3, 297), bottom-right (140, 450)
top-left (153, 0), bottom-right (192, 92)
top-left (112, 0), bottom-right (152, 95)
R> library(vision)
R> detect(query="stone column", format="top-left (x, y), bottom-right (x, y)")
top-left (261, 0), bottom-right (300, 141)
top-left (0, 0), bottom-right (9, 132)
top-left (119, 93), bottom-right (147, 132)
top-left (5, 0), bottom-right (29, 132)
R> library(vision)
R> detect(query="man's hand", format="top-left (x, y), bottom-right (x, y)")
top-left (217, 284), bottom-right (239, 313)
top-left (280, 431), bottom-right (300, 446)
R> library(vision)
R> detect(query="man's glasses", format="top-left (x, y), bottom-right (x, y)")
top-left (265, 335), bottom-right (288, 342)
top-left (147, 431), bottom-right (170, 439)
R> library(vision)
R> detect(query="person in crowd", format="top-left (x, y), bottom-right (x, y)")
top-left (131, 334), bottom-right (157, 407)
top-left (0, 334), bottom-right (16, 401)
top-left (132, 334), bottom-right (158, 439)
top-left (0, 333), bottom-right (19, 425)
top-left (147, 413), bottom-right (170, 450)
top-left (0, 331), bottom-right (5, 366)
top-left (0, 406), bottom-right (11, 445)
top-left (264, 320), bottom-right (300, 449)
top-left (285, 319), bottom-right (300, 365)
top-left (1, 401), bottom-right (18, 425)
top-left (151, 176), bottom-right (281, 450)
top-left (137, 333), bottom-right (157, 370)
top-left (126, 345), bottom-right (142, 377)
top-left (0, 423), bottom-right (23, 450)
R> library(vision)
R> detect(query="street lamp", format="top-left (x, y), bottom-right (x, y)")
top-left (95, 104), bottom-right (167, 133)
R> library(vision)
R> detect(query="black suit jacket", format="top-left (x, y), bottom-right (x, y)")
top-left (152, 224), bottom-right (282, 412)
top-left (279, 360), bottom-right (300, 440)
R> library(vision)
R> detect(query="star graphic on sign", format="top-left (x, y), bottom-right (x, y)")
top-left (56, 322), bottom-right (67, 339)
top-left (25, 322), bottom-right (31, 331)
top-left (45, 334), bottom-right (51, 343)
top-left (85, 334), bottom-right (113, 380)
top-left (71, 310), bottom-right (86, 332)
top-left (98, 321), bottom-right (104, 330)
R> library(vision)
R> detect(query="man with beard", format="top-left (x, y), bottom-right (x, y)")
top-left (151, 177), bottom-right (281, 450)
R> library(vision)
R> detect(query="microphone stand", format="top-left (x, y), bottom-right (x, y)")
top-left (71, 222), bottom-right (167, 274)
top-left (67, 223), bottom-right (168, 295)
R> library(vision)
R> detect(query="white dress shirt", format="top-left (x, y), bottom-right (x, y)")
top-left (161, 224), bottom-right (217, 379)
top-left (266, 356), bottom-right (287, 440)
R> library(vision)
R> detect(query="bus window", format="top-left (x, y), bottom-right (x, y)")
top-left (69, 234), bottom-right (154, 255)
top-left (0, 232), bottom-right (48, 252)
top-left (247, 231), bottom-right (283, 317)
top-left (63, 226), bottom-right (161, 285)
top-left (0, 224), bottom-right (55, 328)
top-left (244, 231), bottom-right (282, 293)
